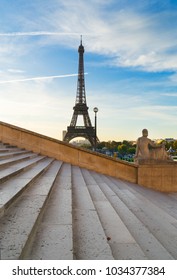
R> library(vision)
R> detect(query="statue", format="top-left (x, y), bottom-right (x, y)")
top-left (134, 129), bottom-right (171, 164)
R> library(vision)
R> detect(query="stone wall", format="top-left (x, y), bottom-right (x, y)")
top-left (138, 163), bottom-right (177, 192)
top-left (0, 121), bottom-right (137, 184)
top-left (1, 121), bottom-right (177, 192)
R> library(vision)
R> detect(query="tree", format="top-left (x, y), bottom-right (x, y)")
top-left (118, 144), bottom-right (127, 155)
top-left (128, 147), bottom-right (136, 154)
top-left (173, 140), bottom-right (177, 151)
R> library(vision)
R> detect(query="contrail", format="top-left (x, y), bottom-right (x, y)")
top-left (0, 73), bottom-right (86, 84)
top-left (0, 32), bottom-right (81, 37)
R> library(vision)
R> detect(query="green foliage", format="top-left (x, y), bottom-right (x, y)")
top-left (118, 144), bottom-right (127, 155)
top-left (128, 147), bottom-right (136, 154)
top-left (79, 138), bottom-right (177, 157)
top-left (172, 140), bottom-right (177, 151)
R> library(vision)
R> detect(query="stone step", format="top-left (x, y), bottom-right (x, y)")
top-left (169, 192), bottom-right (177, 201)
top-left (0, 160), bottom-right (62, 260)
top-left (0, 157), bottom-right (54, 218)
top-left (0, 155), bottom-right (46, 184)
top-left (125, 182), bottom-right (177, 221)
top-left (81, 168), bottom-right (147, 260)
top-left (105, 175), bottom-right (175, 259)
top-left (0, 152), bottom-right (37, 168)
top-left (72, 166), bottom-right (114, 260)
top-left (4, 144), bottom-right (17, 148)
top-left (90, 172), bottom-right (174, 259)
top-left (0, 147), bottom-right (23, 154)
top-left (23, 163), bottom-right (73, 260)
top-left (0, 149), bottom-right (29, 160)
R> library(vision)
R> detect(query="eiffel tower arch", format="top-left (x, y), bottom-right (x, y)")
top-left (63, 38), bottom-right (99, 147)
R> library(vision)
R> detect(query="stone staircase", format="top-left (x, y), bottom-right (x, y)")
top-left (0, 141), bottom-right (177, 260)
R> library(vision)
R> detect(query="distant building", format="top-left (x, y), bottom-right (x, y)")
top-left (153, 138), bottom-right (176, 144)
top-left (62, 130), bottom-right (67, 140)
top-left (71, 139), bottom-right (91, 147)
top-left (165, 138), bottom-right (176, 142)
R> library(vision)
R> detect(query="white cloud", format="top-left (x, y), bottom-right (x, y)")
top-left (162, 93), bottom-right (177, 97)
top-left (1, 1), bottom-right (177, 72)
top-left (41, 1), bottom-right (177, 72)
top-left (7, 69), bottom-right (25, 73)
top-left (0, 31), bottom-right (80, 37)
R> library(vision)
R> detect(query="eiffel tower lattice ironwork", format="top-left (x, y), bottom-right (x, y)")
top-left (63, 38), bottom-right (99, 147)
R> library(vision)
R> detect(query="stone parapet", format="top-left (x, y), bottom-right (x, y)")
top-left (1, 121), bottom-right (177, 192)
top-left (138, 162), bottom-right (177, 192)
top-left (0, 121), bottom-right (137, 184)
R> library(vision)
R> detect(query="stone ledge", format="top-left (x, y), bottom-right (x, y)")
top-left (1, 121), bottom-right (177, 192)
top-left (138, 163), bottom-right (177, 192)
top-left (137, 158), bottom-right (175, 165)
top-left (0, 121), bottom-right (138, 184)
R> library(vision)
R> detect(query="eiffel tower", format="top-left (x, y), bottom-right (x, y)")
top-left (63, 38), bottom-right (99, 147)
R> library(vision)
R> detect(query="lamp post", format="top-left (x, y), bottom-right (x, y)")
top-left (93, 107), bottom-right (98, 151)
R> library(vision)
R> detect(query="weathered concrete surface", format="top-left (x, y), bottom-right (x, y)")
top-left (24, 163), bottom-right (73, 260)
top-left (0, 160), bottom-right (61, 259)
top-left (97, 175), bottom-right (173, 259)
top-left (72, 166), bottom-right (114, 260)
top-left (82, 169), bottom-right (146, 259)
top-left (0, 155), bottom-right (46, 183)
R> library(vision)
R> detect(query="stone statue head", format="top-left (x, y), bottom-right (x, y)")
top-left (142, 128), bottom-right (148, 137)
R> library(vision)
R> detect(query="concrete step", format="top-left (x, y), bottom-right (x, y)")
top-left (0, 142), bottom-right (14, 148)
top-left (169, 192), bottom-right (177, 201)
top-left (125, 182), bottom-right (177, 221)
top-left (0, 147), bottom-right (23, 154)
top-left (0, 149), bottom-right (28, 159)
top-left (0, 157), bottom-right (54, 218)
top-left (0, 160), bottom-right (62, 260)
top-left (23, 163), bottom-right (73, 260)
top-left (81, 168), bottom-right (147, 260)
top-left (90, 172), bottom-right (174, 259)
top-left (0, 154), bottom-right (46, 183)
top-left (72, 166), bottom-right (114, 260)
top-left (105, 175), bottom-right (175, 259)
top-left (0, 152), bottom-right (37, 168)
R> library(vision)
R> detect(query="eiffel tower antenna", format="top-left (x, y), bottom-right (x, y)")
top-left (63, 38), bottom-right (99, 146)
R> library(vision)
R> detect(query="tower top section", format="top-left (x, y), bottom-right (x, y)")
top-left (78, 35), bottom-right (84, 53)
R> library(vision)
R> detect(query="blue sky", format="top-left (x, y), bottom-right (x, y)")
top-left (0, 0), bottom-right (177, 141)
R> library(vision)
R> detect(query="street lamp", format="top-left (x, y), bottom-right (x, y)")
top-left (93, 107), bottom-right (98, 151)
